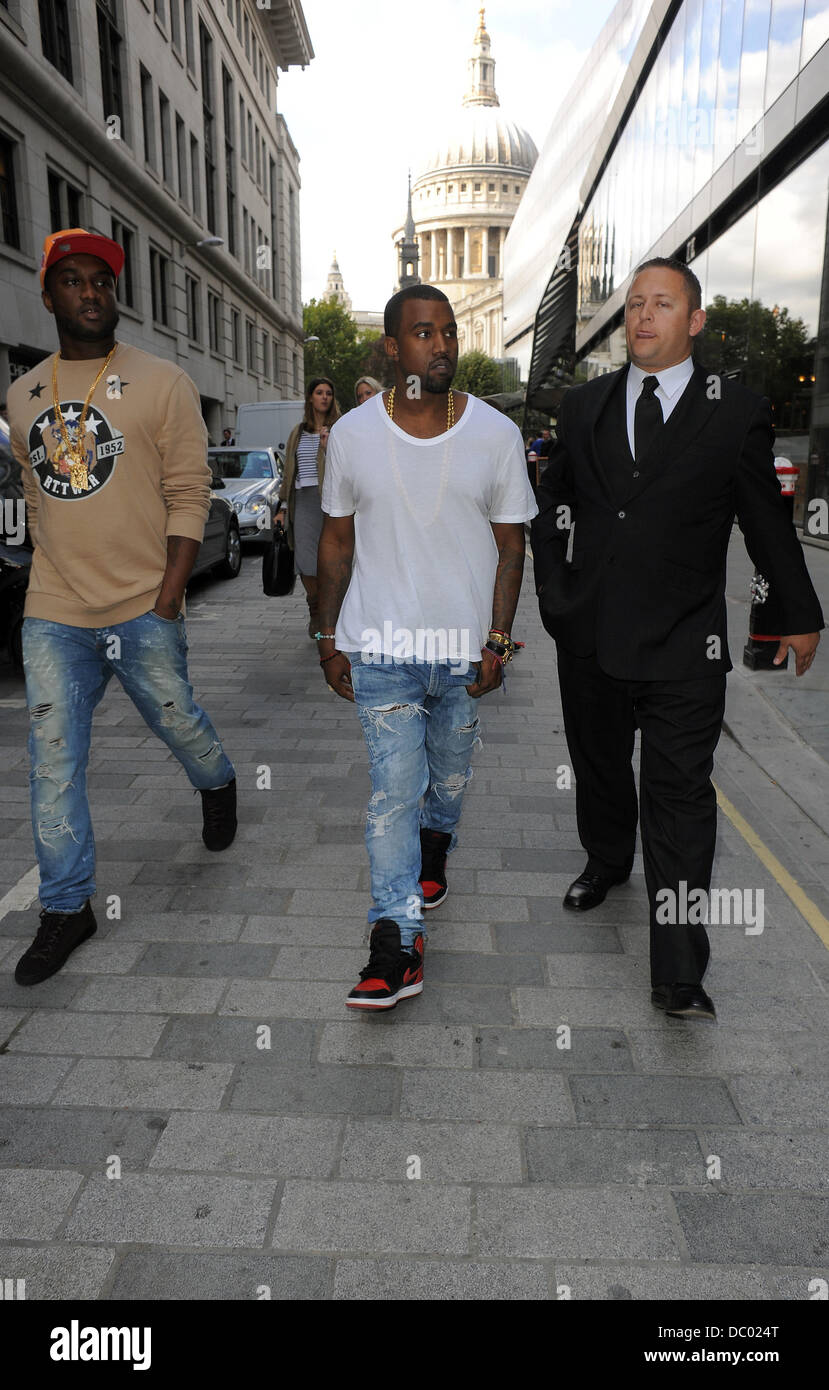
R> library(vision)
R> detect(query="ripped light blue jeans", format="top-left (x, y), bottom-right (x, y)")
top-left (23, 613), bottom-right (235, 913)
top-left (345, 654), bottom-right (482, 947)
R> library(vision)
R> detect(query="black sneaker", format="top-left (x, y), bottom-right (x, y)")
top-left (419, 827), bottom-right (452, 909)
top-left (346, 919), bottom-right (424, 1010)
top-left (14, 901), bottom-right (97, 987)
top-left (201, 777), bottom-right (237, 851)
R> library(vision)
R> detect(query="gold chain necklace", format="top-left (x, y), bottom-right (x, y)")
top-left (51, 343), bottom-right (118, 492)
top-left (386, 385), bottom-right (455, 431)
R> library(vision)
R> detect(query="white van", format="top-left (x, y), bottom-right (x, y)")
top-left (235, 400), bottom-right (305, 456)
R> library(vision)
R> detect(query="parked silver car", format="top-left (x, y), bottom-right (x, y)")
top-left (208, 447), bottom-right (283, 542)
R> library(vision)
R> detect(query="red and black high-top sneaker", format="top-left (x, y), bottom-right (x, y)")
top-left (419, 827), bottom-right (452, 909)
top-left (346, 919), bottom-right (424, 1010)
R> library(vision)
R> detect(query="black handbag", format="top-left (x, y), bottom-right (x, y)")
top-left (262, 521), bottom-right (296, 596)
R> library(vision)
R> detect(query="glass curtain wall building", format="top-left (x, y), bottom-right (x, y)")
top-left (505, 0), bottom-right (829, 535)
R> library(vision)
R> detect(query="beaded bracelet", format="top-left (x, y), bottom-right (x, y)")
top-left (319, 651), bottom-right (341, 666)
top-left (314, 632), bottom-right (336, 641)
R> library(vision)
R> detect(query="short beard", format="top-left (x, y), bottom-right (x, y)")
top-left (422, 368), bottom-right (455, 395)
top-left (55, 308), bottom-right (120, 344)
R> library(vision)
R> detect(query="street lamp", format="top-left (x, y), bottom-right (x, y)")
top-left (195, 236), bottom-right (224, 248)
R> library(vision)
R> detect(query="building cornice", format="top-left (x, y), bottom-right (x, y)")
top-left (0, 25), bottom-right (302, 338)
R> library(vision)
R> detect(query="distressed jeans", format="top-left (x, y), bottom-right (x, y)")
top-left (23, 613), bottom-right (235, 913)
top-left (346, 654), bottom-right (482, 947)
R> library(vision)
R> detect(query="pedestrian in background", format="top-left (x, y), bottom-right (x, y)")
top-left (354, 376), bottom-right (384, 406)
top-left (7, 228), bottom-right (237, 987)
top-left (275, 376), bottom-right (341, 638)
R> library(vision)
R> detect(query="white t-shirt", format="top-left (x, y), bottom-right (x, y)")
top-left (321, 392), bottom-right (538, 663)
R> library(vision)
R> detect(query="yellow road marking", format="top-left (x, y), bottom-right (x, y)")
top-left (714, 783), bottom-right (829, 950)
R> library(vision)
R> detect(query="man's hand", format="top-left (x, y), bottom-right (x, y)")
top-left (153, 594), bottom-right (183, 619)
top-left (322, 651), bottom-right (354, 701)
top-left (465, 648), bottom-right (503, 698)
top-left (774, 631), bottom-right (820, 676)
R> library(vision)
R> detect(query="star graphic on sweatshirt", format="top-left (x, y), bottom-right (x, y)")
top-left (85, 412), bottom-right (102, 436)
top-left (28, 382), bottom-right (45, 399)
top-left (60, 404), bottom-right (81, 423)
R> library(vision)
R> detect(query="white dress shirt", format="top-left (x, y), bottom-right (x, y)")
top-left (626, 356), bottom-right (695, 458)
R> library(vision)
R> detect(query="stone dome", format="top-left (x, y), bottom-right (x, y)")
top-left (419, 105), bottom-right (538, 178)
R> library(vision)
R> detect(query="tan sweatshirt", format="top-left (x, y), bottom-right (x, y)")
top-left (7, 342), bottom-right (210, 627)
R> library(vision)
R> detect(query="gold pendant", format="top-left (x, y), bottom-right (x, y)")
top-left (69, 455), bottom-right (89, 491)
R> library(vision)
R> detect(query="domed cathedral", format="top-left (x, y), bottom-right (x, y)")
top-left (393, 8), bottom-right (538, 359)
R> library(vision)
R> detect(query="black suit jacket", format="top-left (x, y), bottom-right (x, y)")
top-left (530, 362), bottom-right (824, 680)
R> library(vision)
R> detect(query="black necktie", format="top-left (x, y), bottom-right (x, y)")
top-left (634, 375), bottom-right (662, 462)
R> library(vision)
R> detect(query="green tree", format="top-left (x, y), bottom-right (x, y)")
top-left (303, 298), bottom-right (382, 411)
top-left (702, 296), bottom-right (814, 426)
top-left (454, 350), bottom-right (502, 397)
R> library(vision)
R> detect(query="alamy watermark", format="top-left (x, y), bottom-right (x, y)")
top-left (655, 881), bottom-right (764, 934)
top-left (360, 623), bottom-right (473, 667)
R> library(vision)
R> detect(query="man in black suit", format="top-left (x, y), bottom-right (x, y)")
top-left (531, 258), bottom-right (823, 1020)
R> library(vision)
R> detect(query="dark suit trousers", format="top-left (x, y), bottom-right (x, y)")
top-left (556, 646), bottom-right (726, 986)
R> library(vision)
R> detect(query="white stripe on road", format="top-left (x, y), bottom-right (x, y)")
top-left (0, 865), bottom-right (39, 922)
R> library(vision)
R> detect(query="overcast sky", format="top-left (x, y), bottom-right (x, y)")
top-left (278, 0), bottom-right (619, 313)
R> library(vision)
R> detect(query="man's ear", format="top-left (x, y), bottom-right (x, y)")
top-left (42, 287), bottom-right (54, 315)
top-left (690, 307), bottom-right (706, 339)
top-left (384, 334), bottom-right (398, 360)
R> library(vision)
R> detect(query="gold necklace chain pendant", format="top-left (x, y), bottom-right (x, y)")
top-left (51, 343), bottom-right (118, 492)
top-left (386, 385), bottom-right (455, 432)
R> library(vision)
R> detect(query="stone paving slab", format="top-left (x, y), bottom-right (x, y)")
top-left (64, 1172), bottom-right (277, 1247)
top-left (0, 1244), bottom-right (115, 1300)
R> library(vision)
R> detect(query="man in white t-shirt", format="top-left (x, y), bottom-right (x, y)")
top-left (318, 285), bottom-right (537, 1010)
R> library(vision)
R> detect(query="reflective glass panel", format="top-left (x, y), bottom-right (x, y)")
top-left (715, 0), bottom-right (745, 170)
top-left (680, 0), bottom-right (705, 214)
top-left (764, 0), bottom-right (805, 107)
top-left (695, 0), bottom-right (723, 193)
top-left (801, 0), bottom-right (829, 64)
top-left (738, 0), bottom-right (771, 145)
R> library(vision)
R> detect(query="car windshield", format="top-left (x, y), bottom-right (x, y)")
top-left (211, 451), bottom-right (273, 480)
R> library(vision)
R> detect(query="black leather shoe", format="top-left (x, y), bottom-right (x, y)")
top-left (201, 777), bottom-right (237, 851)
top-left (563, 869), bottom-right (629, 911)
top-left (651, 984), bottom-right (716, 1020)
top-left (14, 901), bottom-right (97, 987)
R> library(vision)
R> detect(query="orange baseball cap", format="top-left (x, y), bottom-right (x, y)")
top-left (40, 227), bottom-right (125, 288)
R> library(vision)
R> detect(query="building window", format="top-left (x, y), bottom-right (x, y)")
top-left (190, 133), bottom-right (200, 217)
top-left (239, 96), bottom-right (246, 164)
top-left (110, 217), bottom-right (134, 308)
top-left (242, 208), bottom-right (249, 272)
top-left (140, 66), bottom-right (155, 168)
top-left (97, 0), bottom-right (124, 134)
top-left (149, 247), bottom-right (169, 325)
top-left (474, 182), bottom-right (481, 191)
top-left (289, 184), bottom-right (298, 311)
top-left (271, 335), bottom-right (279, 384)
top-left (243, 11), bottom-right (250, 60)
top-left (502, 183), bottom-right (507, 192)
top-left (261, 331), bottom-right (268, 380)
top-left (175, 114), bottom-right (187, 199)
top-left (222, 67), bottom-right (236, 257)
top-left (154, 0), bottom-right (165, 25)
top-left (461, 182), bottom-right (467, 192)
top-left (255, 127), bottom-right (261, 187)
top-left (235, 0), bottom-right (241, 43)
top-left (208, 289), bottom-right (220, 352)
top-left (231, 307), bottom-right (240, 361)
top-left (488, 183), bottom-right (494, 192)
top-left (247, 112), bottom-right (253, 171)
top-left (246, 318), bottom-right (255, 372)
top-left (0, 136), bottom-right (21, 249)
top-left (514, 185), bottom-right (519, 194)
top-left (269, 156), bottom-right (279, 299)
top-left (159, 92), bottom-right (173, 184)
top-left (47, 169), bottom-right (83, 232)
top-left (200, 21), bottom-right (217, 234)
top-left (186, 273), bottom-right (199, 341)
top-left (39, 0), bottom-right (73, 82)
top-left (293, 351), bottom-right (299, 393)
top-left (169, 0), bottom-right (180, 50)
top-left (182, 0), bottom-right (194, 69)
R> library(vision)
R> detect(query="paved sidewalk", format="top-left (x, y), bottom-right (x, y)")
top-left (0, 532), bottom-right (826, 1302)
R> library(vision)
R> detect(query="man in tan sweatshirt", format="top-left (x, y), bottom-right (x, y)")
top-left (7, 228), bottom-right (237, 986)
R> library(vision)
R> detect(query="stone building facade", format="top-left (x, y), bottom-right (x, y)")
top-left (0, 0), bottom-right (312, 440)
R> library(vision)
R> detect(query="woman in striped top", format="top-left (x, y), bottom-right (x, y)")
top-left (276, 376), bottom-right (341, 637)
